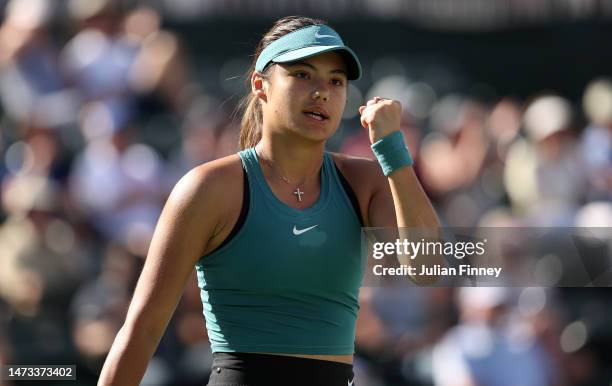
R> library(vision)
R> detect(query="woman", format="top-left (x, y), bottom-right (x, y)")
top-left (97, 16), bottom-right (439, 386)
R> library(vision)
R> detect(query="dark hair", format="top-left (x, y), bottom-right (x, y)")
top-left (237, 16), bottom-right (328, 150)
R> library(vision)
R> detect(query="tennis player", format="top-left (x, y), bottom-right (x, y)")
top-left (97, 15), bottom-right (439, 386)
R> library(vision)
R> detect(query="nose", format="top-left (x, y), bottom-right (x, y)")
top-left (312, 88), bottom-right (329, 101)
top-left (312, 76), bottom-right (332, 101)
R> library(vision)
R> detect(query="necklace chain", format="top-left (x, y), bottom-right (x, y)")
top-left (256, 148), bottom-right (323, 202)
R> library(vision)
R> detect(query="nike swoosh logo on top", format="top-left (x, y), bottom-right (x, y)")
top-left (315, 32), bottom-right (335, 39)
top-left (348, 379), bottom-right (355, 386)
top-left (293, 225), bottom-right (318, 235)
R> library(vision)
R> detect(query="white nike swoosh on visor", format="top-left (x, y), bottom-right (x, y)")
top-left (315, 32), bottom-right (335, 39)
top-left (348, 379), bottom-right (355, 386)
top-left (292, 225), bottom-right (318, 235)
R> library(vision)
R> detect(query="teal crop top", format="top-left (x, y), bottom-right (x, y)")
top-left (195, 148), bottom-right (364, 355)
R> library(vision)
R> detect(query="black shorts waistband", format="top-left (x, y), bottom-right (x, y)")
top-left (207, 352), bottom-right (355, 386)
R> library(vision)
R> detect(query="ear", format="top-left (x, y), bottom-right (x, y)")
top-left (251, 71), bottom-right (268, 102)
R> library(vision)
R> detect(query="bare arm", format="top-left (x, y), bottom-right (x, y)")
top-left (359, 98), bottom-right (439, 229)
top-left (97, 166), bottom-right (223, 386)
top-left (368, 165), bottom-right (439, 228)
top-left (360, 98), bottom-right (442, 285)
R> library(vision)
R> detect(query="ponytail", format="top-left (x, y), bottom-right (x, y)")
top-left (238, 91), bottom-right (263, 149)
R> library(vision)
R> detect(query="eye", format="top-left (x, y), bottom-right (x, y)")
top-left (294, 71), bottom-right (310, 79)
top-left (331, 78), bottom-right (344, 87)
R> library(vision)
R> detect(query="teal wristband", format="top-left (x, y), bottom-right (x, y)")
top-left (371, 131), bottom-right (413, 176)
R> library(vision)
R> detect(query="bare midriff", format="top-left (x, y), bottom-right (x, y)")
top-left (249, 353), bottom-right (353, 364)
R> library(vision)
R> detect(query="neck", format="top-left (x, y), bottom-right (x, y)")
top-left (255, 133), bottom-right (325, 185)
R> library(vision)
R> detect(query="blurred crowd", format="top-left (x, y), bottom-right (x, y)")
top-left (0, 1), bottom-right (611, 386)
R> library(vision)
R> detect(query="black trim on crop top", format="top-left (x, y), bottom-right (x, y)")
top-left (212, 164), bottom-right (250, 253)
top-left (335, 163), bottom-right (365, 227)
top-left (210, 161), bottom-right (363, 255)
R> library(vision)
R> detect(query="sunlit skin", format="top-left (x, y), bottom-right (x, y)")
top-left (250, 52), bottom-right (349, 204)
top-left (255, 51), bottom-right (348, 143)
top-left (252, 50), bottom-right (405, 186)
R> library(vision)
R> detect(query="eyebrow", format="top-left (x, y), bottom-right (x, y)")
top-left (286, 61), bottom-right (347, 76)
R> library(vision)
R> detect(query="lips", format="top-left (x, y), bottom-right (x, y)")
top-left (304, 112), bottom-right (327, 121)
top-left (303, 106), bottom-right (330, 121)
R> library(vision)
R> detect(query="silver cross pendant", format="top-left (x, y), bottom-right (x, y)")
top-left (293, 188), bottom-right (304, 202)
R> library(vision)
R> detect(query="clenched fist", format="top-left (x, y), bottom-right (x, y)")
top-left (358, 97), bottom-right (402, 143)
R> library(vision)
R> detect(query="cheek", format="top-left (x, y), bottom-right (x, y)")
top-left (268, 83), bottom-right (294, 114)
top-left (332, 90), bottom-right (348, 117)
top-left (271, 80), bottom-right (305, 105)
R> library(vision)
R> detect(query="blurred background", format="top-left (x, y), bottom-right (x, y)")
top-left (0, 0), bottom-right (611, 385)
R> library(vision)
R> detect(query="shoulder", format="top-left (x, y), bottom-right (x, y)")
top-left (328, 152), bottom-right (389, 227)
top-left (186, 153), bottom-right (243, 187)
top-left (144, 154), bottom-right (243, 265)
top-left (168, 153), bottom-right (243, 219)
top-left (329, 152), bottom-right (386, 191)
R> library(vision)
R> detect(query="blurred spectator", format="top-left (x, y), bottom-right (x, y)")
top-left (124, 6), bottom-right (197, 116)
top-left (61, 0), bottom-right (139, 148)
top-left (61, 0), bottom-right (135, 101)
top-left (580, 78), bottom-right (612, 202)
top-left (61, 1), bottom-right (195, 138)
top-left (69, 243), bottom-right (139, 379)
top-left (418, 96), bottom-right (501, 226)
top-left (0, 0), bottom-right (79, 131)
top-left (0, 174), bottom-right (91, 371)
top-left (420, 96), bottom-right (489, 195)
top-left (355, 286), bottom-right (452, 385)
top-left (68, 116), bottom-right (164, 257)
top-left (432, 287), bottom-right (561, 386)
top-left (504, 95), bottom-right (586, 226)
top-left (0, 126), bottom-right (90, 314)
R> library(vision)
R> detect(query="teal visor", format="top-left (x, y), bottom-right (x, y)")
top-left (255, 24), bottom-right (362, 80)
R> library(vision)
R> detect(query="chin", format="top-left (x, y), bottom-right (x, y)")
top-left (299, 117), bottom-right (338, 138)
top-left (296, 123), bottom-right (337, 143)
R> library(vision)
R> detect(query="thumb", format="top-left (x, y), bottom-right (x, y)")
top-left (360, 110), bottom-right (370, 129)
top-left (358, 105), bottom-right (366, 115)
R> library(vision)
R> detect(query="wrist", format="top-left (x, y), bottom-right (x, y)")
top-left (371, 127), bottom-right (398, 143)
top-left (371, 131), bottom-right (413, 176)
